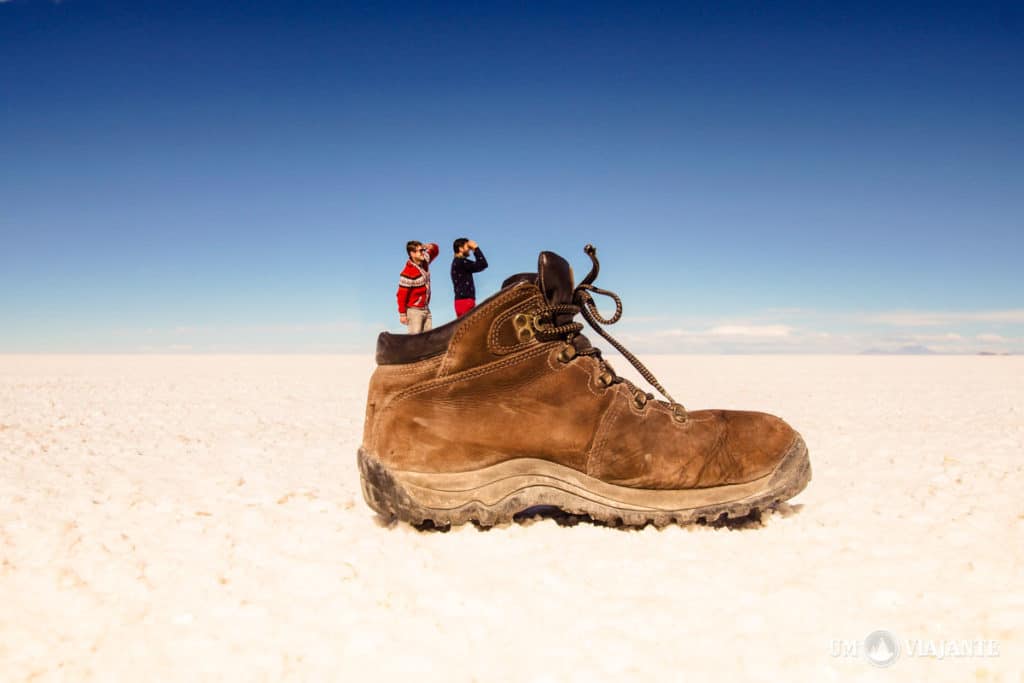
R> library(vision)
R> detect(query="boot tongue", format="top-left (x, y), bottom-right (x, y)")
top-left (537, 251), bottom-right (575, 307)
top-left (503, 251), bottom-right (594, 353)
top-left (538, 251), bottom-right (595, 356)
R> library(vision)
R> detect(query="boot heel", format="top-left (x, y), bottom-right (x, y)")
top-left (358, 448), bottom-right (436, 525)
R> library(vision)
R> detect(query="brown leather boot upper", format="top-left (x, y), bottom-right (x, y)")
top-left (362, 250), bottom-right (799, 489)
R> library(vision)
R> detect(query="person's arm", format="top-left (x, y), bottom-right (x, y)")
top-left (397, 274), bottom-right (413, 322)
top-left (425, 243), bottom-right (440, 263)
top-left (466, 246), bottom-right (488, 273)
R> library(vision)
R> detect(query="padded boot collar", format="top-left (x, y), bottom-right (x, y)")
top-left (376, 319), bottom-right (459, 365)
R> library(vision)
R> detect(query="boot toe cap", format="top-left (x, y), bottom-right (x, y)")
top-left (715, 410), bottom-right (798, 484)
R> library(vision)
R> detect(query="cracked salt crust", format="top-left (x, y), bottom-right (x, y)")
top-left (1, 354), bottom-right (1021, 681)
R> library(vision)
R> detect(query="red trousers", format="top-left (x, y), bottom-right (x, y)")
top-left (454, 298), bottom-right (475, 317)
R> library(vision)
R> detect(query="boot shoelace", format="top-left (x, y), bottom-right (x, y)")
top-left (533, 245), bottom-right (688, 422)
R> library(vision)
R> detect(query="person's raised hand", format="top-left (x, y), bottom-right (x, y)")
top-left (467, 240), bottom-right (478, 249)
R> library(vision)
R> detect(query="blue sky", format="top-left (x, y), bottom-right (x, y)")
top-left (2, 0), bottom-right (1021, 353)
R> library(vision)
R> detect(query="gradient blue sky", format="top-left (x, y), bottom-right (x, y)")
top-left (2, 0), bottom-right (1022, 353)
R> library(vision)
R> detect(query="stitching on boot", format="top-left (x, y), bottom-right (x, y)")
top-left (570, 360), bottom-right (604, 397)
top-left (586, 391), bottom-right (623, 475)
top-left (627, 395), bottom-right (652, 419)
top-left (643, 398), bottom-right (703, 428)
top-left (374, 344), bottom-right (554, 452)
top-left (395, 344), bottom-right (556, 405)
top-left (487, 294), bottom-right (544, 355)
top-left (545, 347), bottom-right (572, 372)
top-left (438, 285), bottom-right (531, 377)
top-left (374, 356), bottom-right (443, 375)
top-left (365, 357), bottom-right (444, 451)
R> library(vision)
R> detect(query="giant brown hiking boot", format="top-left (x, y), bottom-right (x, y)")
top-left (359, 246), bottom-right (811, 528)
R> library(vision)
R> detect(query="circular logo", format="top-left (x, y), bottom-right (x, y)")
top-left (864, 630), bottom-right (900, 668)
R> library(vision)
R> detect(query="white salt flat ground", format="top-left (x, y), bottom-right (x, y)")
top-left (0, 354), bottom-right (1021, 681)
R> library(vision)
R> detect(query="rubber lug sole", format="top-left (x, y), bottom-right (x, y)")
top-left (358, 436), bottom-right (811, 529)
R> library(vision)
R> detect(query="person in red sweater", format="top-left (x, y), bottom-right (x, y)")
top-left (396, 240), bottom-right (440, 333)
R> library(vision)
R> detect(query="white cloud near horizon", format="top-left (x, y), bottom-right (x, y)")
top-left (612, 306), bottom-right (1024, 353)
top-left (646, 324), bottom-right (794, 340)
top-left (707, 324), bottom-right (792, 338)
top-left (894, 332), bottom-right (963, 342)
top-left (617, 322), bottom-right (830, 353)
top-left (864, 309), bottom-right (1024, 326)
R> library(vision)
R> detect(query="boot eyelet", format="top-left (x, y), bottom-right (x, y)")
top-left (512, 313), bottom-right (535, 342)
top-left (596, 371), bottom-right (614, 388)
top-left (633, 392), bottom-right (648, 409)
top-left (671, 404), bottom-right (689, 423)
top-left (531, 314), bottom-right (553, 333)
top-left (557, 344), bottom-right (577, 363)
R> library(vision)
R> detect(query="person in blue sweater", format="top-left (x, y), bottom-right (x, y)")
top-left (450, 238), bottom-right (488, 317)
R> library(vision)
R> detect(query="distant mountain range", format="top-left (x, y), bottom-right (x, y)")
top-left (860, 344), bottom-right (937, 355)
top-left (860, 345), bottom-right (1015, 356)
